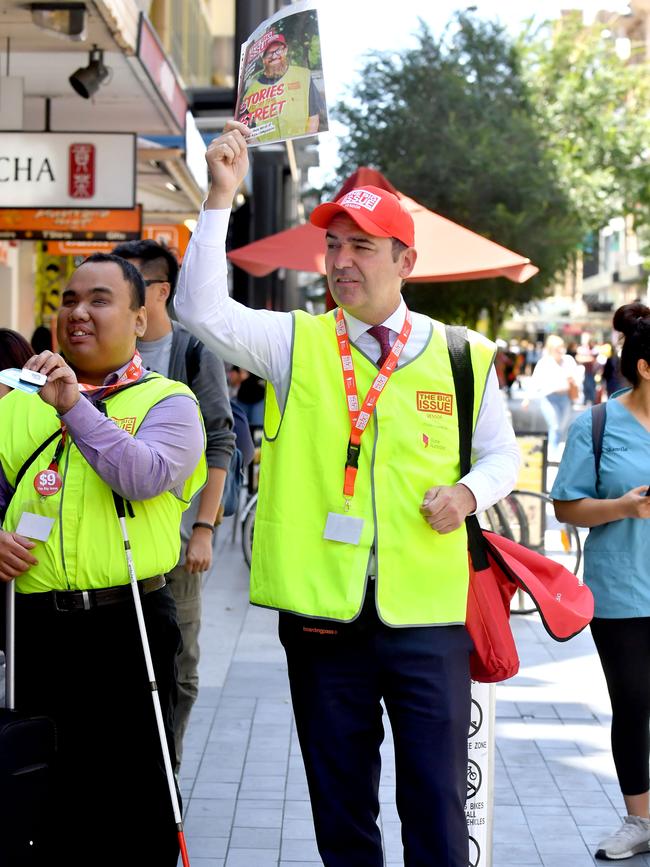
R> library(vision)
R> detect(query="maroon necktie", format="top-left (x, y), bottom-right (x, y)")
top-left (367, 325), bottom-right (393, 366)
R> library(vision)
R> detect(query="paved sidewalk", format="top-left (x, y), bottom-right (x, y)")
top-left (178, 522), bottom-right (650, 867)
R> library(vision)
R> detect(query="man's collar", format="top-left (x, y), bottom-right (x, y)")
top-left (343, 297), bottom-right (406, 342)
top-left (102, 356), bottom-right (145, 387)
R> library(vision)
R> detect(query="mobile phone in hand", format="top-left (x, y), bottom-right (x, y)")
top-left (0, 367), bottom-right (44, 394)
top-left (20, 368), bottom-right (47, 387)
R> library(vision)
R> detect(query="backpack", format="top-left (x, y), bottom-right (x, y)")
top-left (184, 338), bottom-right (245, 518)
top-left (591, 402), bottom-right (607, 490)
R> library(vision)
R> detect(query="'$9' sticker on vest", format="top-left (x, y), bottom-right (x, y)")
top-left (34, 468), bottom-right (62, 496)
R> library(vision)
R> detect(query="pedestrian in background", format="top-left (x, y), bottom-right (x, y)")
top-left (30, 325), bottom-right (53, 355)
top-left (234, 368), bottom-right (266, 431)
top-left (0, 329), bottom-right (33, 397)
top-left (112, 238), bottom-right (235, 770)
top-left (174, 120), bottom-right (520, 867)
top-left (603, 342), bottom-right (628, 397)
top-left (551, 302), bottom-right (650, 861)
top-left (523, 334), bottom-right (580, 459)
top-left (575, 336), bottom-right (598, 405)
top-left (0, 254), bottom-right (206, 866)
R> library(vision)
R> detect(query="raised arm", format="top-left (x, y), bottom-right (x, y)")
top-left (175, 121), bottom-right (293, 407)
top-left (204, 120), bottom-right (251, 211)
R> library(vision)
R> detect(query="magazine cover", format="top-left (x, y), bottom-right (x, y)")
top-left (235, 0), bottom-right (328, 147)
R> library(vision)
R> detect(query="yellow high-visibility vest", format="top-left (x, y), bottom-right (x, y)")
top-left (251, 311), bottom-right (495, 626)
top-left (0, 374), bottom-right (207, 594)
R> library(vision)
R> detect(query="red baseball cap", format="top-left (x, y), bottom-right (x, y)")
top-left (263, 33), bottom-right (286, 53)
top-left (310, 186), bottom-right (415, 248)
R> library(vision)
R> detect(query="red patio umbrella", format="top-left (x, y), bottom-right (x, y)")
top-left (227, 167), bottom-right (538, 284)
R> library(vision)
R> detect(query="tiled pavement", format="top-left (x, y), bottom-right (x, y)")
top-left (178, 520), bottom-right (650, 867)
top-left (1, 511), bottom-right (645, 866)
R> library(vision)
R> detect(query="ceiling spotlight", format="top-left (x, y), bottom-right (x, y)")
top-left (69, 45), bottom-right (110, 99)
top-left (31, 3), bottom-right (87, 41)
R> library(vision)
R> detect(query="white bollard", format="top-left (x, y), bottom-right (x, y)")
top-left (466, 681), bottom-right (496, 867)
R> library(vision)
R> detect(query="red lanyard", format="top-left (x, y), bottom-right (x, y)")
top-left (76, 351), bottom-right (143, 395)
top-left (335, 307), bottom-right (412, 504)
top-left (33, 352), bottom-right (144, 497)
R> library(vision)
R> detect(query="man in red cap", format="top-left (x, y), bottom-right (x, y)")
top-left (239, 30), bottom-right (323, 143)
top-left (175, 121), bottom-right (520, 867)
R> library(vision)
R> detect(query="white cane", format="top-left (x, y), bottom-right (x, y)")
top-left (113, 494), bottom-right (191, 867)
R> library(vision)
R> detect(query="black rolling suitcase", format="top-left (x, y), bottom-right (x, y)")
top-left (0, 583), bottom-right (57, 866)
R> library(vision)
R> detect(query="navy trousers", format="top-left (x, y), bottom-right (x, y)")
top-left (280, 604), bottom-right (472, 867)
top-left (14, 586), bottom-right (181, 867)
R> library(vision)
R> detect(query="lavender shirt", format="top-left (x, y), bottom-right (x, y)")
top-left (0, 364), bottom-right (204, 509)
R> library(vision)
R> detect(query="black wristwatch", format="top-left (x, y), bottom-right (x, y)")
top-left (192, 521), bottom-right (215, 534)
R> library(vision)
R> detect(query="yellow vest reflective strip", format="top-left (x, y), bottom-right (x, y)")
top-left (242, 65), bottom-right (312, 141)
top-left (251, 310), bottom-right (496, 626)
top-left (0, 374), bottom-right (207, 594)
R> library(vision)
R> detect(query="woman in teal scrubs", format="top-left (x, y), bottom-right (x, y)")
top-left (552, 303), bottom-right (650, 861)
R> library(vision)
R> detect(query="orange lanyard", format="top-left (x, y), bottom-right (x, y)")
top-left (76, 351), bottom-right (144, 395)
top-left (40, 352), bottom-right (144, 484)
top-left (335, 307), bottom-right (412, 505)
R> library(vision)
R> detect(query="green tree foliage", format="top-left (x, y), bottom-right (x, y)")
top-left (521, 13), bottom-right (650, 242)
top-left (333, 13), bottom-right (578, 336)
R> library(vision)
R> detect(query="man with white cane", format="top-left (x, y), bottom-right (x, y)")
top-left (0, 253), bottom-right (206, 867)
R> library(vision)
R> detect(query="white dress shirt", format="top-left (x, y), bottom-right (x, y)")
top-left (175, 208), bottom-right (520, 513)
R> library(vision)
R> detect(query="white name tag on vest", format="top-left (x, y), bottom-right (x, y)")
top-left (16, 511), bottom-right (55, 542)
top-left (323, 512), bottom-right (364, 545)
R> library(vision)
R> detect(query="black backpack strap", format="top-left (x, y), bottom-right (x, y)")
top-left (591, 402), bottom-right (607, 489)
top-left (445, 325), bottom-right (473, 477)
top-left (445, 325), bottom-right (488, 570)
top-left (184, 337), bottom-right (203, 389)
top-left (14, 429), bottom-right (61, 492)
top-left (1, 429), bottom-right (61, 523)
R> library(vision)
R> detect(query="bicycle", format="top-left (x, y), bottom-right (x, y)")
top-left (480, 489), bottom-right (583, 614)
top-left (241, 488), bottom-right (584, 599)
top-left (232, 430), bottom-right (261, 565)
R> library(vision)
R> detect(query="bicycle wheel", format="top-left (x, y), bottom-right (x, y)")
top-left (241, 494), bottom-right (257, 568)
top-left (481, 496), bottom-right (536, 613)
top-left (510, 489), bottom-right (582, 577)
top-left (496, 495), bottom-right (529, 545)
top-left (479, 495), bottom-right (528, 546)
top-left (481, 491), bottom-right (583, 614)
top-left (480, 502), bottom-right (508, 536)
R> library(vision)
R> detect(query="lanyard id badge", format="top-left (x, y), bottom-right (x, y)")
top-left (323, 512), bottom-right (365, 545)
top-left (323, 308), bottom-right (412, 545)
top-left (336, 307), bottom-right (412, 507)
top-left (30, 351), bottom-right (144, 498)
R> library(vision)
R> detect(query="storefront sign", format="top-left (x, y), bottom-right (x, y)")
top-left (0, 133), bottom-right (136, 209)
top-left (46, 241), bottom-right (114, 256)
top-left (45, 223), bottom-right (190, 258)
top-left (143, 223), bottom-right (191, 258)
top-left (68, 143), bottom-right (95, 199)
top-left (0, 206), bottom-right (142, 241)
top-left (137, 14), bottom-right (187, 133)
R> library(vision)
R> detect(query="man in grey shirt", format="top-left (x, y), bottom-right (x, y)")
top-left (113, 239), bottom-right (235, 769)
